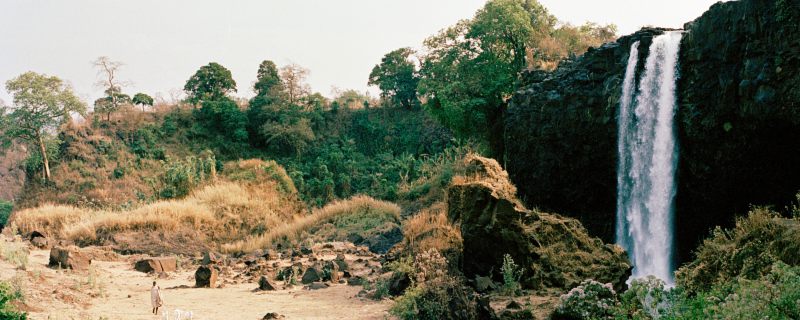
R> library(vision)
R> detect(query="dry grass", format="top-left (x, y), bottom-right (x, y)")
top-left (222, 195), bottom-right (400, 253)
top-left (10, 158), bottom-right (309, 253)
top-left (401, 202), bottom-right (462, 255)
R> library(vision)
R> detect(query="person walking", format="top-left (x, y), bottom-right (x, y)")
top-left (151, 281), bottom-right (163, 315)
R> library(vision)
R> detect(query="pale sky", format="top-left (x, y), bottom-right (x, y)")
top-left (0, 0), bottom-right (723, 105)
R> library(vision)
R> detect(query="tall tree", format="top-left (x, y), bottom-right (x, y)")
top-left (419, 0), bottom-right (534, 144)
top-left (368, 47), bottom-right (419, 109)
top-left (279, 63), bottom-right (310, 105)
top-left (184, 62), bottom-right (237, 105)
top-left (93, 56), bottom-right (130, 120)
top-left (2, 72), bottom-right (86, 181)
top-left (132, 93), bottom-right (154, 112)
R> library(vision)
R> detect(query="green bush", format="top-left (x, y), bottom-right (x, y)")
top-left (0, 281), bottom-right (26, 320)
top-left (552, 279), bottom-right (617, 320)
top-left (668, 262), bottom-right (800, 319)
top-left (500, 254), bottom-right (523, 296)
top-left (159, 152), bottom-right (217, 198)
top-left (675, 207), bottom-right (800, 294)
top-left (390, 249), bottom-right (477, 320)
top-left (0, 201), bottom-right (12, 229)
top-left (614, 276), bottom-right (674, 319)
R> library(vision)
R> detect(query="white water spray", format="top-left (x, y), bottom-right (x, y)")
top-left (616, 31), bottom-right (682, 284)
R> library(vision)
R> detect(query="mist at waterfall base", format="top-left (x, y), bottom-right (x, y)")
top-left (616, 31), bottom-right (683, 285)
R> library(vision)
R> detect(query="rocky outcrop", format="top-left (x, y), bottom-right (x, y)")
top-left (448, 155), bottom-right (631, 292)
top-left (134, 257), bottom-right (177, 273)
top-left (505, 28), bottom-right (668, 242)
top-left (49, 246), bottom-right (91, 271)
top-left (195, 265), bottom-right (219, 288)
top-left (505, 0), bottom-right (800, 263)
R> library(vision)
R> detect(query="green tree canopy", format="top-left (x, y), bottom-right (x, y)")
top-left (184, 62), bottom-right (237, 105)
top-left (418, 0), bottom-right (616, 150)
top-left (368, 47), bottom-right (419, 109)
top-left (132, 92), bottom-right (154, 111)
top-left (2, 72), bottom-right (86, 181)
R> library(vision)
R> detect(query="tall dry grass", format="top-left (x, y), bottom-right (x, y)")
top-left (11, 179), bottom-right (305, 252)
top-left (222, 195), bottom-right (400, 253)
top-left (401, 202), bottom-right (462, 255)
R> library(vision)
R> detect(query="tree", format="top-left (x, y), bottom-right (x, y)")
top-left (279, 63), bottom-right (310, 105)
top-left (254, 60), bottom-right (285, 99)
top-left (93, 56), bottom-right (130, 120)
top-left (132, 93), bottom-right (154, 112)
top-left (368, 47), bottom-right (419, 109)
top-left (2, 72), bottom-right (86, 181)
top-left (184, 62), bottom-right (237, 105)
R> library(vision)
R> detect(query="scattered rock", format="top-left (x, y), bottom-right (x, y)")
top-left (301, 267), bottom-right (321, 284)
top-left (31, 236), bottom-right (48, 248)
top-left (334, 254), bottom-right (348, 271)
top-left (262, 313), bottom-right (285, 320)
top-left (48, 246), bottom-right (91, 271)
top-left (134, 257), bottom-right (177, 273)
top-left (202, 251), bottom-right (222, 266)
top-left (195, 265), bottom-right (219, 288)
top-left (388, 272), bottom-right (410, 296)
top-left (258, 276), bottom-right (277, 291)
top-left (347, 276), bottom-right (365, 286)
top-left (474, 275), bottom-right (497, 293)
top-left (300, 246), bottom-right (313, 255)
top-left (304, 282), bottom-right (330, 290)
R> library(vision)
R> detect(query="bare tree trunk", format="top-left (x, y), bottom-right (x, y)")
top-left (38, 134), bottom-right (51, 181)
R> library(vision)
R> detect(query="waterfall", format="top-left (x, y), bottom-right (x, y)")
top-left (616, 31), bottom-right (683, 285)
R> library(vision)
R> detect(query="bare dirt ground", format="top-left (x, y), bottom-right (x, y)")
top-left (0, 237), bottom-right (391, 320)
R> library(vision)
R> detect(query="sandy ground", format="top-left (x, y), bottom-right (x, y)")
top-left (0, 239), bottom-right (392, 320)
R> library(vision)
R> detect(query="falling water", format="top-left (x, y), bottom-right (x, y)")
top-left (616, 31), bottom-right (683, 285)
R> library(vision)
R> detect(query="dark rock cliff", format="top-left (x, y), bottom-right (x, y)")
top-left (504, 0), bottom-right (800, 264)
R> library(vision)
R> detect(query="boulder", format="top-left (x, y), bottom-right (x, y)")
top-left (48, 246), bottom-right (90, 271)
top-left (334, 254), bottom-right (348, 271)
top-left (31, 236), bottom-right (48, 248)
top-left (134, 257), bottom-right (177, 273)
top-left (387, 271), bottom-right (410, 296)
top-left (258, 276), bottom-right (277, 291)
top-left (301, 267), bottom-right (321, 284)
top-left (322, 260), bottom-right (339, 283)
top-left (474, 275), bottom-right (497, 293)
top-left (202, 251), bottom-right (222, 266)
top-left (195, 265), bottom-right (219, 288)
top-left (449, 155), bottom-right (631, 292)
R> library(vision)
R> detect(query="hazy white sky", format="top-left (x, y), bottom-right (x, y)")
top-left (0, 0), bottom-right (723, 105)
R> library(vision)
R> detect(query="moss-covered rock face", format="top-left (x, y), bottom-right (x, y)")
top-left (504, 0), bottom-right (800, 264)
top-left (448, 155), bottom-right (631, 292)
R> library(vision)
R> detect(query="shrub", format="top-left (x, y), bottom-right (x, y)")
top-left (390, 249), bottom-right (477, 320)
top-left (0, 242), bottom-right (29, 270)
top-left (0, 280), bottom-right (27, 320)
top-left (159, 151), bottom-right (217, 198)
top-left (668, 262), bottom-right (800, 319)
top-left (552, 279), bottom-right (617, 320)
top-left (0, 200), bottom-right (12, 229)
top-left (500, 254), bottom-right (523, 296)
top-left (614, 276), bottom-right (673, 319)
top-left (675, 207), bottom-right (800, 293)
